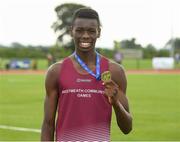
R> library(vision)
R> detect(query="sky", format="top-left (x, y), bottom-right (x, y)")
top-left (0, 0), bottom-right (180, 49)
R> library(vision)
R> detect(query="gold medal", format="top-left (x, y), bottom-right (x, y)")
top-left (101, 71), bottom-right (111, 82)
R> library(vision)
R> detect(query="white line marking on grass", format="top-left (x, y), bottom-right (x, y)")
top-left (0, 125), bottom-right (41, 133)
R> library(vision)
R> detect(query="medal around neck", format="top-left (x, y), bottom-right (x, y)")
top-left (74, 52), bottom-right (101, 80)
top-left (101, 71), bottom-right (111, 82)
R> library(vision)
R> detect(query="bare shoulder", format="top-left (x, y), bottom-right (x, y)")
top-left (46, 61), bottom-right (63, 77)
top-left (108, 59), bottom-right (127, 93)
top-left (108, 59), bottom-right (126, 78)
top-left (45, 60), bottom-right (63, 85)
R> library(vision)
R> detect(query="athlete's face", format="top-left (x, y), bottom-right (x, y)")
top-left (71, 18), bottom-right (101, 52)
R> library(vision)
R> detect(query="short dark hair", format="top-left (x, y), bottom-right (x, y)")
top-left (72, 7), bottom-right (101, 27)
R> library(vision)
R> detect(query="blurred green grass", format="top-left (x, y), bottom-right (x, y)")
top-left (0, 74), bottom-right (180, 140)
top-left (1, 58), bottom-right (180, 70)
top-left (111, 74), bottom-right (180, 140)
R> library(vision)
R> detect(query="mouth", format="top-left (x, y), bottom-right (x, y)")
top-left (79, 42), bottom-right (92, 48)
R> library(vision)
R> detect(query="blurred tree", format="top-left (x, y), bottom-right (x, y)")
top-left (165, 38), bottom-right (180, 53)
top-left (96, 48), bottom-right (114, 59)
top-left (143, 44), bottom-right (157, 58)
top-left (52, 3), bottom-right (87, 51)
top-left (120, 38), bottom-right (143, 49)
top-left (156, 49), bottom-right (170, 57)
top-left (11, 42), bottom-right (25, 48)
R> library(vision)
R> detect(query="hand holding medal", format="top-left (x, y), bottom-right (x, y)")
top-left (101, 71), bottom-right (119, 104)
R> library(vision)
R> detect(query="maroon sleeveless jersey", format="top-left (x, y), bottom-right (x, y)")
top-left (56, 56), bottom-right (112, 141)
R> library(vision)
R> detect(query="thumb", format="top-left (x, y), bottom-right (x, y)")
top-left (108, 97), bottom-right (112, 104)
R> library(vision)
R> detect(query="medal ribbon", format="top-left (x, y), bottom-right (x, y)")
top-left (74, 52), bottom-right (100, 80)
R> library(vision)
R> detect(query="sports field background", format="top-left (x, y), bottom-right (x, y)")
top-left (1, 58), bottom-right (180, 70)
top-left (0, 70), bottom-right (180, 141)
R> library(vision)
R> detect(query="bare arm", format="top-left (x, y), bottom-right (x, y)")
top-left (41, 63), bottom-right (61, 140)
top-left (104, 61), bottom-right (132, 134)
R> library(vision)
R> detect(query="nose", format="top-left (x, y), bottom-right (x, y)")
top-left (82, 31), bottom-right (90, 39)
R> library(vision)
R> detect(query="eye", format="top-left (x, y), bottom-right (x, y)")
top-left (74, 27), bottom-right (83, 32)
top-left (88, 29), bottom-right (96, 33)
top-left (76, 29), bottom-right (82, 32)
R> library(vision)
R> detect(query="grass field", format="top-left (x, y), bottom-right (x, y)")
top-left (0, 73), bottom-right (180, 140)
top-left (1, 58), bottom-right (180, 70)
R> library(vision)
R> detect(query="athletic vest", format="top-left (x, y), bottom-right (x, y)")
top-left (56, 56), bottom-right (112, 141)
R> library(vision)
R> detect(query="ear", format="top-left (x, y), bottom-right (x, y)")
top-left (97, 28), bottom-right (101, 38)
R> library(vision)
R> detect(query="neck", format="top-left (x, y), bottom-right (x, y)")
top-left (75, 50), bottom-right (97, 65)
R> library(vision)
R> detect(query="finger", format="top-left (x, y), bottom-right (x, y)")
top-left (102, 81), bottom-right (112, 88)
top-left (108, 97), bottom-right (112, 104)
top-left (103, 80), bottom-right (112, 85)
top-left (113, 88), bottom-right (118, 96)
top-left (104, 88), bottom-right (113, 97)
top-left (103, 80), bottom-right (118, 88)
top-left (103, 84), bottom-right (111, 89)
top-left (110, 80), bottom-right (119, 88)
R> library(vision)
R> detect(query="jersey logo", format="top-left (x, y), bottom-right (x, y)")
top-left (76, 78), bottom-right (92, 83)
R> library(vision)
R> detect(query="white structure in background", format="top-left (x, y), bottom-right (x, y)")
top-left (152, 57), bottom-right (174, 69)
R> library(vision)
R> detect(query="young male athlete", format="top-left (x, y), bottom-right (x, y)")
top-left (41, 8), bottom-right (132, 141)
